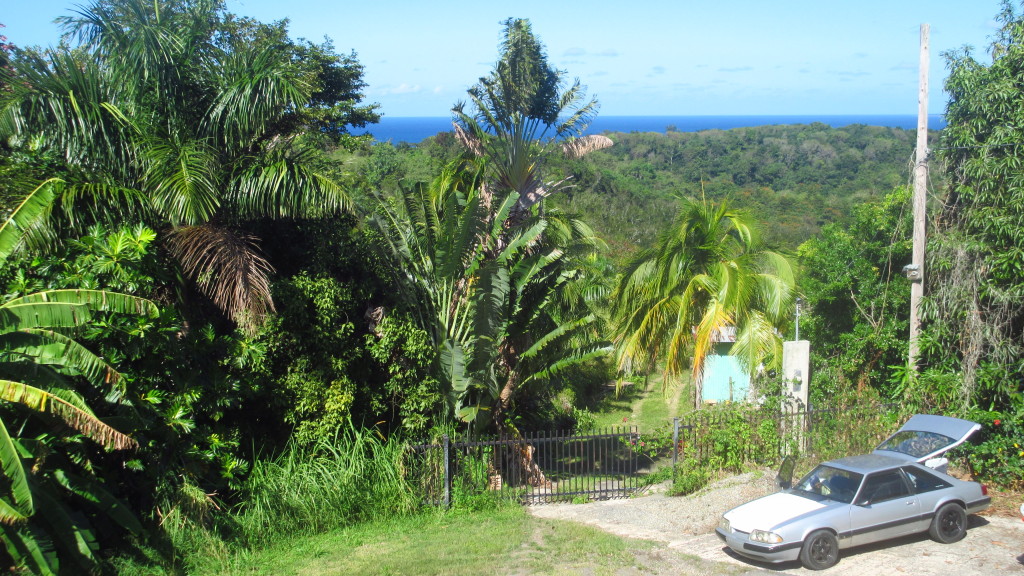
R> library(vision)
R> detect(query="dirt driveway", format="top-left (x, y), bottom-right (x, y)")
top-left (527, 472), bottom-right (1024, 575)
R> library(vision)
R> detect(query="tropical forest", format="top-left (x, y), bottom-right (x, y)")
top-left (0, 1), bottom-right (1022, 574)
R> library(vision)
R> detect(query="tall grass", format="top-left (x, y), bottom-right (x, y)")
top-left (233, 425), bottom-right (418, 548)
top-left (117, 424), bottom-right (420, 575)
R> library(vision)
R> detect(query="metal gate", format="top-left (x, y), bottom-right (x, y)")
top-left (409, 427), bottom-right (643, 506)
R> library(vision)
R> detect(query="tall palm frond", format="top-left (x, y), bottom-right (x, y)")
top-left (230, 154), bottom-right (352, 219)
top-left (143, 136), bottom-right (222, 226)
top-left (611, 196), bottom-right (794, 403)
top-left (207, 42), bottom-right (308, 147)
top-left (3, 50), bottom-right (134, 172)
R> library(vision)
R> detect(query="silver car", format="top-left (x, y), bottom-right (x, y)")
top-left (716, 414), bottom-right (991, 570)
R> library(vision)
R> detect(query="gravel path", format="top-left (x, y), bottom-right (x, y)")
top-left (528, 470), bottom-right (1024, 575)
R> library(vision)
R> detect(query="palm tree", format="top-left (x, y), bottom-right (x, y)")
top-left (452, 18), bottom-right (611, 220)
top-left (0, 0), bottom-right (352, 331)
top-left (0, 182), bottom-right (158, 574)
top-left (611, 196), bottom-right (795, 407)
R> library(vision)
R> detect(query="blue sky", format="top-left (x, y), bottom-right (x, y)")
top-left (3, 0), bottom-right (1001, 118)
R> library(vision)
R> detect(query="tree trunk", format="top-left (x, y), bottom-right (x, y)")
top-left (493, 374), bottom-right (548, 487)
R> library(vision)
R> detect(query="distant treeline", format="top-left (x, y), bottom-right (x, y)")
top-left (362, 122), bottom-right (944, 262)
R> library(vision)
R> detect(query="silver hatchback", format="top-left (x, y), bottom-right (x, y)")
top-left (716, 414), bottom-right (990, 570)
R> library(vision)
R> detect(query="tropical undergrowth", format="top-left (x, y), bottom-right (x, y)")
top-left (665, 380), bottom-right (903, 496)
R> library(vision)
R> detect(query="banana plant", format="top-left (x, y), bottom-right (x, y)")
top-left (370, 161), bottom-right (609, 435)
top-left (0, 181), bottom-right (158, 574)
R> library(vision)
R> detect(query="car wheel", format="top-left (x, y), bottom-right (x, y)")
top-left (929, 502), bottom-right (967, 543)
top-left (799, 529), bottom-right (839, 570)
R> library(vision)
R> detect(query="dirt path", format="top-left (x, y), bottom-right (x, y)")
top-left (528, 472), bottom-right (1024, 575)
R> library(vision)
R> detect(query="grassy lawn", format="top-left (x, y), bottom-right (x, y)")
top-left (211, 506), bottom-right (737, 576)
top-left (592, 373), bottom-right (693, 431)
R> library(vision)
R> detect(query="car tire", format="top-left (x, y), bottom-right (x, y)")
top-left (799, 529), bottom-right (839, 570)
top-left (929, 502), bottom-right (967, 543)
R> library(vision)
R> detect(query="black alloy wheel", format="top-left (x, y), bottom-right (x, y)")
top-left (799, 529), bottom-right (839, 570)
top-left (929, 502), bottom-right (967, 543)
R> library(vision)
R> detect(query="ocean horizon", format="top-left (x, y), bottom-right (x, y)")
top-left (353, 114), bottom-right (946, 144)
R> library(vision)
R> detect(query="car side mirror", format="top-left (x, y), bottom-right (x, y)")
top-left (854, 496), bottom-right (870, 507)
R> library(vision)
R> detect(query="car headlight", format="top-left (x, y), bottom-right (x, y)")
top-left (718, 517), bottom-right (731, 533)
top-left (750, 529), bottom-right (783, 544)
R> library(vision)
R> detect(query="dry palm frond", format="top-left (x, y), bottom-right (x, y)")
top-left (517, 179), bottom-right (548, 209)
top-left (166, 224), bottom-right (275, 333)
top-left (561, 134), bottom-right (613, 159)
top-left (453, 123), bottom-right (484, 157)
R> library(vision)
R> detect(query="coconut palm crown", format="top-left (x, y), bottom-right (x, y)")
top-left (611, 196), bottom-right (795, 405)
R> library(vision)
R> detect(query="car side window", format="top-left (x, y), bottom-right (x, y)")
top-left (859, 471), bottom-right (910, 504)
top-left (902, 466), bottom-right (953, 494)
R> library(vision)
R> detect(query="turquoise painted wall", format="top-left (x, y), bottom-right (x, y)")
top-left (702, 342), bottom-right (750, 402)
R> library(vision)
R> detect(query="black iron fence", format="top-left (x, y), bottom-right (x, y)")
top-left (407, 402), bottom-right (900, 507)
top-left (408, 427), bottom-right (643, 506)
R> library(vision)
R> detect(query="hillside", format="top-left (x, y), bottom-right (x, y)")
top-left (370, 123), bottom-right (944, 264)
top-left (544, 122), bottom-right (944, 261)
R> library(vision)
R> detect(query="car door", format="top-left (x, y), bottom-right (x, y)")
top-left (848, 470), bottom-right (920, 547)
top-left (901, 465), bottom-right (956, 531)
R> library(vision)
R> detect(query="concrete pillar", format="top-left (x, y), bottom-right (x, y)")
top-left (782, 340), bottom-right (810, 407)
top-left (782, 340), bottom-right (810, 453)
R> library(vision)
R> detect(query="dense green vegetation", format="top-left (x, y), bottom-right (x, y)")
top-left (554, 123), bottom-right (941, 253)
top-left (0, 1), bottom-right (1022, 574)
top-left (357, 121), bottom-right (944, 263)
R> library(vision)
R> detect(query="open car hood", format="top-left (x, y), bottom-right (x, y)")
top-left (873, 414), bottom-right (980, 464)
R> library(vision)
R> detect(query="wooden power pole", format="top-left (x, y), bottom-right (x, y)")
top-left (908, 23), bottom-right (929, 372)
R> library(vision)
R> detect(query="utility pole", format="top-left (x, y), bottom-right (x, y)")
top-left (908, 23), bottom-right (929, 372)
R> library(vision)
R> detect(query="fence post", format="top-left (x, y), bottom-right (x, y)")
top-left (672, 418), bottom-right (680, 467)
top-left (443, 434), bottom-right (451, 509)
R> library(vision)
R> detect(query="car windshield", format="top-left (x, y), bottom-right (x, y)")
top-left (794, 465), bottom-right (863, 504)
top-left (876, 430), bottom-right (956, 458)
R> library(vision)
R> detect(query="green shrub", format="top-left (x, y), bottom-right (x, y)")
top-left (964, 397), bottom-right (1024, 488)
top-left (669, 456), bottom-right (711, 496)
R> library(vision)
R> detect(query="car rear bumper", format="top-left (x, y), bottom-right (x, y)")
top-left (715, 527), bottom-right (802, 563)
top-left (966, 496), bottom-right (991, 515)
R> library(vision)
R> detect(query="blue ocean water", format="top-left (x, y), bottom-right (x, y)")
top-left (353, 114), bottom-right (946, 144)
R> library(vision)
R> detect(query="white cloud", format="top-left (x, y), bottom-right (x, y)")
top-left (386, 83), bottom-right (422, 95)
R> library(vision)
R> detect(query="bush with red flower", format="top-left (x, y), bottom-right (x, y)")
top-left (964, 396), bottom-right (1024, 488)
